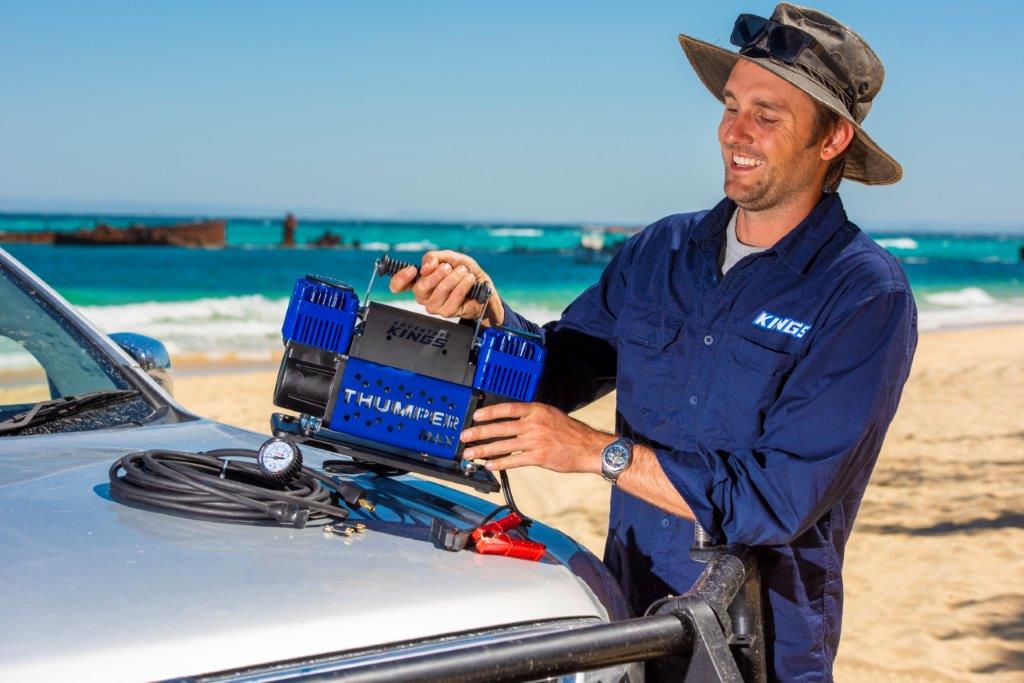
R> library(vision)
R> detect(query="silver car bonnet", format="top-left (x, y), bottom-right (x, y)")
top-left (0, 419), bottom-right (617, 682)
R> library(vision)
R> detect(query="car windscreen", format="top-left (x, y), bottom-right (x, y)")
top-left (0, 264), bottom-right (148, 428)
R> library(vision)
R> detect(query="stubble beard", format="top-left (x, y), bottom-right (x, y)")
top-left (723, 152), bottom-right (820, 213)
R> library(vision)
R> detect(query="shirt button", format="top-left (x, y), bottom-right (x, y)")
top-left (661, 518), bottom-right (670, 528)
top-left (689, 395), bottom-right (698, 406)
top-left (704, 334), bottom-right (714, 346)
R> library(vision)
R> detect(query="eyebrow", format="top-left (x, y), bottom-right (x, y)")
top-left (722, 88), bottom-right (791, 114)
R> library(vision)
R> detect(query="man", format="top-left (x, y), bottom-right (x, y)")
top-left (390, 5), bottom-right (916, 680)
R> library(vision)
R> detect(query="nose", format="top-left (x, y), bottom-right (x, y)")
top-left (720, 108), bottom-right (755, 148)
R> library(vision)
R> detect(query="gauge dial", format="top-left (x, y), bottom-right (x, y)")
top-left (257, 437), bottom-right (303, 482)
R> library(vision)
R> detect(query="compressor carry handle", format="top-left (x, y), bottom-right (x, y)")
top-left (363, 253), bottom-right (493, 350)
top-left (374, 254), bottom-right (492, 304)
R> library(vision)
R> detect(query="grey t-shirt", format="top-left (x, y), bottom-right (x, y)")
top-left (719, 209), bottom-right (767, 276)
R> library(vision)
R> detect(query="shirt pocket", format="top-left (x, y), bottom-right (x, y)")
top-left (730, 338), bottom-right (793, 376)
top-left (703, 334), bottom-right (797, 447)
top-left (613, 304), bottom-right (684, 435)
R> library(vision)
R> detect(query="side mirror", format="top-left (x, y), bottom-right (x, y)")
top-left (109, 332), bottom-right (174, 396)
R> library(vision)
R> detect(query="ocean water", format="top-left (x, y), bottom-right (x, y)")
top-left (1, 214), bottom-right (1022, 363)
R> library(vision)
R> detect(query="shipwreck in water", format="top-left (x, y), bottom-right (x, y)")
top-left (0, 220), bottom-right (226, 247)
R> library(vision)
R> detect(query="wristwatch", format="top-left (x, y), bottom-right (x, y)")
top-left (601, 436), bottom-right (635, 485)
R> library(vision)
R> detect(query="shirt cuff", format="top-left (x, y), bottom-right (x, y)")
top-left (652, 447), bottom-right (722, 545)
top-left (500, 300), bottom-right (542, 336)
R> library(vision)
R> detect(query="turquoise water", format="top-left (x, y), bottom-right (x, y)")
top-left (2, 213), bottom-right (1022, 358)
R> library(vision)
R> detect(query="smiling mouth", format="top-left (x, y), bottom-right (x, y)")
top-left (731, 153), bottom-right (764, 168)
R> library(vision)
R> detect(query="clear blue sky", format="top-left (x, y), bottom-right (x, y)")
top-left (1, 1), bottom-right (1021, 230)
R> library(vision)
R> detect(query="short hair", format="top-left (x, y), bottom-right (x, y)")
top-left (809, 103), bottom-right (849, 193)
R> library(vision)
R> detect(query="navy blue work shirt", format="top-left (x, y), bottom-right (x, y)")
top-left (502, 193), bottom-right (917, 681)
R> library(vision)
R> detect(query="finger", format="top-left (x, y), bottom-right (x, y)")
top-left (388, 265), bottom-right (419, 293)
top-left (420, 251), bottom-right (442, 276)
top-left (463, 437), bottom-right (528, 460)
top-left (460, 418), bottom-right (524, 444)
top-left (473, 402), bottom-right (532, 422)
top-left (436, 271), bottom-right (477, 318)
top-left (412, 262), bottom-right (452, 303)
top-left (426, 265), bottom-right (468, 313)
top-left (485, 452), bottom-right (535, 471)
top-left (429, 250), bottom-right (482, 277)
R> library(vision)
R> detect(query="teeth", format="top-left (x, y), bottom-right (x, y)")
top-left (733, 154), bottom-right (764, 167)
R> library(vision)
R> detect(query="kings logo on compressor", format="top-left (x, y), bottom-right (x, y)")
top-left (753, 310), bottom-right (811, 339)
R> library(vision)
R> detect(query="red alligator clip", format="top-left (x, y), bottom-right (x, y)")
top-left (470, 511), bottom-right (546, 561)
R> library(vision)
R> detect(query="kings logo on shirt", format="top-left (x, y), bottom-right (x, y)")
top-left (753, 311), bottom-right (811, 339)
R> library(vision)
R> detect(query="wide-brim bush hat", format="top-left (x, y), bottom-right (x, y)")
top-left (678, 3), bottom-right (902, 184)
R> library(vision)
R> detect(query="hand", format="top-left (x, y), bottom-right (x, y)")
top-left (460, 402), bottom-right (616, 474)
top-left (388, 250), bottom-right (505, 325)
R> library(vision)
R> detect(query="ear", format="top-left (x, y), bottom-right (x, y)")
top-left (821, 118), bottom-right (855, 161)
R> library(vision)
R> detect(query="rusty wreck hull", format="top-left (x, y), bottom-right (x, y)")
top-left (54, 220), bottom-right (226, 246)
top-left (0, 220), bottom-right (226, 247)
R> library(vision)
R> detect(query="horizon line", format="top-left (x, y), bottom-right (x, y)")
top-left (0, 203), bottom-right (1022, 236)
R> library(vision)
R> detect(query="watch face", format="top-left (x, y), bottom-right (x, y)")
top-left (604, 443), bottom-right (629, 470)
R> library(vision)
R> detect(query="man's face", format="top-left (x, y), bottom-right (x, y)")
top-left (718, 60), bottom-right (824, 211)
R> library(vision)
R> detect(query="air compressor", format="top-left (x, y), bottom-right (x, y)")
top-left (269, 255), bottom-right (546, 494)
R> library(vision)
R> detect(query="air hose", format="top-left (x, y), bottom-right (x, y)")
top-left (108, 448), bottom-right (349, 528)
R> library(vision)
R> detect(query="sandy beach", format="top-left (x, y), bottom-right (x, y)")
top-left (173, 324), bottom-right (1024, 682)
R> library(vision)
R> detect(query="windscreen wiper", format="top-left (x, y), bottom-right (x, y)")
top-left (0, 389), bottom-right (140, 434)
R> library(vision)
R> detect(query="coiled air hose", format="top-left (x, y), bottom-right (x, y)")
top-left (108, 448), bottom-right (349, 528)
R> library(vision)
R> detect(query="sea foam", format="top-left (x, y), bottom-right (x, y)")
top-left (68, 296), bottom-right (564, 360)
top-left (488, 228), bottom-right (545, 237)
top-left (62, 289), bottom-right (1024, 355)
top-left (4, 286), bottom-right (1020, 372)
top-left (922, 286), bottom-right (997, 308)
top-left (876, 237), bottom-right (919, 250)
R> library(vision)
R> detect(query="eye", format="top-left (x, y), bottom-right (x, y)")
top-left (758, 115), bottom-right (778, 125)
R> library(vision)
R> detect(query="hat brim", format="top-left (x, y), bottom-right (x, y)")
top-left (678, 33), bottom-right (902, 185)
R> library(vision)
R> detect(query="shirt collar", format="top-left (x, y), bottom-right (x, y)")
top-left (688, 193), bottom-right (849, 274)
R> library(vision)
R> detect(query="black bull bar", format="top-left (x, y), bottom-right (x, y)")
top-left (206, 544), bottom-right (766, 682)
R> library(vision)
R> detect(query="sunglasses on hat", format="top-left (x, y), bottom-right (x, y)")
top-left (730, 13), bottom-right (855, 111)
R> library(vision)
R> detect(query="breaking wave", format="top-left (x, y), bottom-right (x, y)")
top-left (393, 240), bottom-right (440, 252)
top-left (922, 287), bottom-right (997, 308)
top-left (65, 297), bottom-right (565, 361)
top-left (488, 228), bottom-right (545, 238)
top-left (4, 285), bottom-right (1022, 371)
top-left (876, 237), bottom-right (919, 250)
top-left (918, 287), bottom-right (1024, 330)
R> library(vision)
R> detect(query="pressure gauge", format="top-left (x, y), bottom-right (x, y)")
top-left (257, 437), bottom-right (303, 482)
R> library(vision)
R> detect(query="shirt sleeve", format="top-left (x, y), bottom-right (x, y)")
top-left (500, 233), bottom-right (638, 414)
top-left (656, 288), bottom-right (918, 546)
